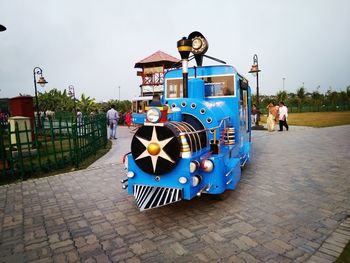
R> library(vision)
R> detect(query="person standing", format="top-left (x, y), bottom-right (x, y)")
top-left (278, 102), bottom-right (289, 131)
top-left (125, 110), bottom-right (132, 128)
top-left (251, 104), bottom-right (261, 127)
top-left (76, 109), bottom-right (83, 123)
top-left (106, 105), bottom-right (119, 139)
top-left (266, 102), bottom-right (277, 132)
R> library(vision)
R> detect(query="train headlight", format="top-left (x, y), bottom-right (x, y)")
top-left (179, 176), bottom-right (187, 184)
top-left (190, 160), bottom-right (199, 173)
top-left (192, 38), bottom-right (202, 50)
top-left (127, 171), bottom-right (135, 178)
top-left (202, 160), bottom-right (214, 173)
top-left (192, 175), bottom-right (201, 187)
top-left (190, 34), bottom-right (208, 55)
top-left (146, 108), bottom-right (161, 123)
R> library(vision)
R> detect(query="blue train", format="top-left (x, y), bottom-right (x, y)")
top-left (123, 32), bottom-right (252, 211)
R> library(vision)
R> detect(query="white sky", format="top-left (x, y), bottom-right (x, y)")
top-left (1, 0), bottom-right (350, 101)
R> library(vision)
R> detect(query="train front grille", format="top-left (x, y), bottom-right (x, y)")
top-left (133, 185), bottom-right (182, 211)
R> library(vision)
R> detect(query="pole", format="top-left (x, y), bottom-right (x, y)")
top-left (283, 77), bottom-right (285, 91)
top-left (118, 86), bottom-right (120, 101)
top-left (183, 59), bottom-right (188, 98)
top-left (33, 67), bottom-right (42, 127)
top-left (68, 85), bottom-right (76, 116)
top-left (256, 71), bottom-right (259, 107)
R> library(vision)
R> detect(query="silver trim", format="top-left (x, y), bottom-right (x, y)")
top-left (178, 116), bottom-right (230, 136)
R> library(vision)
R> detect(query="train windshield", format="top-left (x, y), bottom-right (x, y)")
top-left (166, 75), bottom-right (235, 98)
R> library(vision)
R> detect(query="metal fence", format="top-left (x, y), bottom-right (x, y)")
top-left (0, 113), bottom-right (107, 180)
top-left (260, 104), bottom-right (350, 114)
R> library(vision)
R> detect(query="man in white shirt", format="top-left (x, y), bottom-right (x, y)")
top-left (278, 102), bottom-right (289, 131)
top-left (106, 105), bottom-right (119, 139)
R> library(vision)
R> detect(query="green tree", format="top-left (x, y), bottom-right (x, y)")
top-left (296, 87), bottom-right (306, 112)
top-left (77, 93), bottom-right (96, 113)
top-left (38, 88), bottom-right (74, 112)
top-left (276, 90), bottom-right (288, 103)
top-left (311, 89), bottom-right (322, 111)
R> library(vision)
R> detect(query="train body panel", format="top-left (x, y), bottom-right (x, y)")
top-left (124, 34), bottom-right (252, 211)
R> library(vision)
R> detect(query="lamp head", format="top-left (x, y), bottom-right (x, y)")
top-left (0, 24), bottom-right (6, 32)
top-left (37, 76), bottom-right (48, 87)
top-left (249, 64), bottom-right (261, 76)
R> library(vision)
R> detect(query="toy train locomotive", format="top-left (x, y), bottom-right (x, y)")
top-left (123, 32), bottom-right (252, 211)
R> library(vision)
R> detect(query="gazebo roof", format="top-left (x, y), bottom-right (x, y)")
top-left (134, 50), bottom-right (180, 69)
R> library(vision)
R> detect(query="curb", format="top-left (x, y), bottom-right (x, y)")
top-left (307, 217), bottom-right (350, 262)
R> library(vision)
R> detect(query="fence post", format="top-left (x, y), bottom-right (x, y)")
top-left (72, 122), bottom-right (79, 168)
top-left (49, 118), bottom-right (58, 168)
top-left (14, 122), bottom-right (25, 180)
top-left (24, 121), bottom-right (34, 174)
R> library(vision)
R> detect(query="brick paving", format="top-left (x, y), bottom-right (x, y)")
top-left (0, 125), bottom-right (349, 262)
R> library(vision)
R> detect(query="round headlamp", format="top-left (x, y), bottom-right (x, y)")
top-left (179, 176), bottom-right (187, 184)
top-left (191, 36), bottom-right (207, 55)
top-left (192, 38), bottom-right (202, 50)
top-left (146, 108), bottom-right (161, 123)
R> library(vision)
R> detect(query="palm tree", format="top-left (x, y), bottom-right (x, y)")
top-left (276, 90), bottom-right (288, 103)
top-left (77, 93), bottom-right (96, 113)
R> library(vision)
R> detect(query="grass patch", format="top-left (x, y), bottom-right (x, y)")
top-left (0, 140), bottom-right (112, 185)
top-left (260, 111), bottom-right (350, 127)
top-left (336, 240), bottom-right (350, 263)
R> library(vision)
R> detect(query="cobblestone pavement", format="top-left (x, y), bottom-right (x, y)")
top-left (0, 125), bottom-right (349, 263)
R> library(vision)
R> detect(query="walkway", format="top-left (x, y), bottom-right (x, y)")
top-left (0, 125), bottom-right (349, 262)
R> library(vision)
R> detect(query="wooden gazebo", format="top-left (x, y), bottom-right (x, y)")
top-left (135, 50), bottom-right (179, 96)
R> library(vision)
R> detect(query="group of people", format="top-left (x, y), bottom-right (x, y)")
top-left (106, 105), bottom-right (133, 140)
top-left (0, 109), bottom-right (9, 122)
top-left (266, 101), bottom-right (289, 132)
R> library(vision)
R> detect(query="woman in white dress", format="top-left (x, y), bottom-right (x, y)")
top-left (266, 102), bottom-right (277, 132)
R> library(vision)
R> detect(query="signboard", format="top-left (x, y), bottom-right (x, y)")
top-left (143, 66), bottom-right (164, 75)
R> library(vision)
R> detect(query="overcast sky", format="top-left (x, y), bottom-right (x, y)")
top-left (1, 0), bottom-right (349, 101)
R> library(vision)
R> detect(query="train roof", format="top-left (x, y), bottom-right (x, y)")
top-left (164, 65), bottom-right (239, 79)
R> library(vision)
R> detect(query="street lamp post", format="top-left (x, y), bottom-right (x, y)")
top-left (283, 77), bottom-right (286, 91)
top-left (33, 67), bottom-right (48, 127)
top-left (249, 54), bottom-right (261, 107)
top-left (68, 85), bottom-right (76, 116)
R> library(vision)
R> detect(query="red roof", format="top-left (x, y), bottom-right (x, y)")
top-left (135, 50), bottom-right (180, 69)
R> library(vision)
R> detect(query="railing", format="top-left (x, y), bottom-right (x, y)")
top-left (178, 116), bottom-right (231, 137)
top-left (0, 113), bottom-right (107, 180)
top-left (260, 104), bottom-right (350, 114)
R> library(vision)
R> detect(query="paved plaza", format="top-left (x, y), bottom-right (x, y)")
top-left (0, 125), bottom-right (349, 263)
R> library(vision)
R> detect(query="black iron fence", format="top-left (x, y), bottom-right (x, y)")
top-left (0, 113), bottom-right (107, 180)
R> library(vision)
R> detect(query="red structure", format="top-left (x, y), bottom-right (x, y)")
top-left (10, 96), bottom-right (35, 129)
top-left (135, 50), bottom-right (179, 96)
top-left (10, 96), bottom-right (35, 119)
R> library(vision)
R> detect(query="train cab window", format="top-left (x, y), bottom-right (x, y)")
top-left (167, 79), bottom-right (183, 98)
top-left (166, 75), bottom-right (234, 98)
top-left (203, 76), bottom-right (234, 97)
